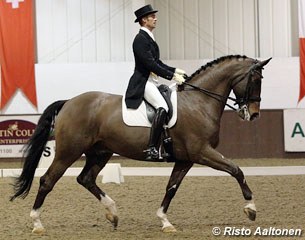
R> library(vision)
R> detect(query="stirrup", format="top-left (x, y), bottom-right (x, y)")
top-left (144, 147), bottom-right (159, 160)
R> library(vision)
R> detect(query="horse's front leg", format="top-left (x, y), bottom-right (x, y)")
top-left (198, 146), bottom-right (256, 221)
top-left (157, 161), bottom-right (193, 232)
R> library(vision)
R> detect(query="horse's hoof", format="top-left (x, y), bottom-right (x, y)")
top-left (106, 213), bottom-right (119, 229)
top-left (162, 225), bottom-right (177, 233)
top-left (32, 227), bottom-right (46, 234)
top-left (244, 207), bottom-right (256, 221)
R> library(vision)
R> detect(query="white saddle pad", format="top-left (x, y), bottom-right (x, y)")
top-left (122, 84), bottom-right (178, 128)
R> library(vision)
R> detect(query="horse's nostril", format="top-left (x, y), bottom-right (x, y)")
top-left (250, 112), bottom-right (259, 121)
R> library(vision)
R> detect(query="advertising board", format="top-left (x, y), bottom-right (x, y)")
top-left (0, 115), bottom-right (54, 158)
top-left (283, 109), bottom-right (305, 152)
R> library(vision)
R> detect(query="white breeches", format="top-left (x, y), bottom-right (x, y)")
top-left (144, 79), bottom-right (169, 112)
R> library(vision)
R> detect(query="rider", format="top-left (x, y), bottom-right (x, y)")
top-left (125, 4), bottom-right (186, 160)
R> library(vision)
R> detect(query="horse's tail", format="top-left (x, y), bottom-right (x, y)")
top-left (10, 100), bottom-right (67, 201)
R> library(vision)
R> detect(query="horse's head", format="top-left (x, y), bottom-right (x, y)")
top-left (232, 58), bottom-right (271, 121)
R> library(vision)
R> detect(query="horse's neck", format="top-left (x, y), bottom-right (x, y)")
top-left (185, 65), bottom-right (236, 119)
top-left (191, 66), bottom-right (234, 100)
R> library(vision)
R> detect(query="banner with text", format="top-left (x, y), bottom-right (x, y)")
top-left (284, 109), bottom-right (305, 152)
top-left (0, 115), bottom-right (53, 158)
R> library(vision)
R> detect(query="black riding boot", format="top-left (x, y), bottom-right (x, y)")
top-left (144, 107), bottom-right (167, 160)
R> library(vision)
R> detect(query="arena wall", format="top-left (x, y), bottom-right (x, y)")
top-left (218, 110), bottom-right (305, 158)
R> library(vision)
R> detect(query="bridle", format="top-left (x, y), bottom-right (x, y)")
top-left (181, 62), bottom-right (264, 112)
top-left (231, 62), bottom-right (264, 106)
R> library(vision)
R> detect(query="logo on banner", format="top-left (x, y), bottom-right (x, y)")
top-left (0, 120), bottom-right (35, 145)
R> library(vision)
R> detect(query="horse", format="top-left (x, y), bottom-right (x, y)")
top-left (10, 55), bottom-right (271, 234)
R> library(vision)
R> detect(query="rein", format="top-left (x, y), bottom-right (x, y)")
top-left (182, 81), bottom-right (239, 111)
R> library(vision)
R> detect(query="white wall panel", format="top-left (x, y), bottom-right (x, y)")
top-left (227, 0), bottom-right (257, 57)
top-left (228, 0), bottom-right (243, 54)
top-left (272, 0), bottom-right (291, 56)
top-left (290, 0), bottom-right (299, 56)
top-left (213, 0), bottom-right (229, 57)
top-left (184, 0), bottom-right (199, 59)
top-left (36, 0), bottom-right (54, 63)
top-left (198, 0), bottom-right (214, 58)
top-left (67, 0), bottom-right (82, 62)
top-left (242, 0), bottom-right (257, 56)
top-left (258, 0), bottom-right (273, 57)
top-left (81, 0), bottom-right (96, 62)
top-left (96, 0), bottom-right (111, 62)
top-left (169, 0), bottom-right (184, 59)
top-left (258, 0), bottom-right (293, 57)
top-left (52, 0), bottom-right (68, 62)
top-left (35, 0), bottom-right (298, 62)
top-left (110, 0), bottom-right (125, 61)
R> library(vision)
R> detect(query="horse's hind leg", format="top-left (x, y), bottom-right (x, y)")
top-left (157, 161), bottom-right (193, 232)
top-left (30, 153), bottom-right (80, 234)
top-left (76, 152), bottom-right (118, 229)
top-left (197, 146), bottom-right (256, 221)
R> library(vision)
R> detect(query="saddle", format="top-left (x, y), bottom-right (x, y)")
top-left (122, 84), bottom-right (177, 128)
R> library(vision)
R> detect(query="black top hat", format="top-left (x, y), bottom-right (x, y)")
top-left (134, 4), bottom-right (158, 23)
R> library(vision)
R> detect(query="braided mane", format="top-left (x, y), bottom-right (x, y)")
top-left (186, 55), bottom-right (248, 82)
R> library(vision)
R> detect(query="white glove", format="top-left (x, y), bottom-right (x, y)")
top-left (175, 68), bottom-right (186, 75)
top-left (172, 73), bottom-right (185, 85)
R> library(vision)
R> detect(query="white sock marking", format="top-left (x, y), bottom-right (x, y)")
top-left (30, 208), bottom-right (44, 230)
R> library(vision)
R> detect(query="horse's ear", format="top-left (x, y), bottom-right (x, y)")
top-left (259, 57), bottom-right (272, 68)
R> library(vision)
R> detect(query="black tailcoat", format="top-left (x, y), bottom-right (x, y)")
top-left (125, 29), bottom-right (175, 109)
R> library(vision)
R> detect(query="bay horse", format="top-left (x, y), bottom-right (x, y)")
top-left (11, 55), bottom-right (271, 233)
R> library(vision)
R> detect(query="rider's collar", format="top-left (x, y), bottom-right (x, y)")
top-left (141, 27), bottom-right (155, 41)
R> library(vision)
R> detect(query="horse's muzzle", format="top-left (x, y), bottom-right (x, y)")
top-left (248, 102), bottom-right (260, 121)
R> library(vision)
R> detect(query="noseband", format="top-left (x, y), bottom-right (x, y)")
top-left (182, 62), bottom-right (264, 112)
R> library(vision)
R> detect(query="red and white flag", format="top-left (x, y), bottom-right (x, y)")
top-left (0, 0), bottom-right (37, 109)
top-left (299, 0), bottom-right (305, 103)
